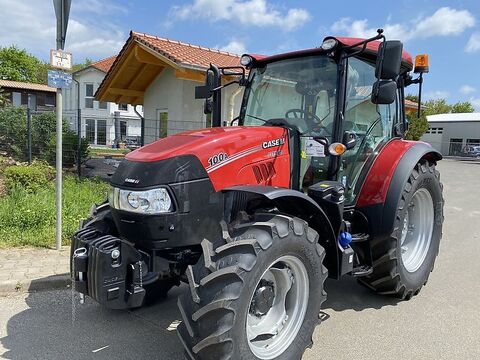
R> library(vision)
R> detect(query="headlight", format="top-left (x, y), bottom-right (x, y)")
top-left (321, 38), bottom-right (337, 51)
top-left (108, 187), bottom-right (174, 214)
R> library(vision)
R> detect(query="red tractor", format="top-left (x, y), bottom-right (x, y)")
top-left (71, 30), bottom-right (443, 360)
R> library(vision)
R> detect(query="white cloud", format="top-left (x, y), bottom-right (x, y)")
top-left (219, 40), bottom-right (247, 55)
top-left (331, 7), bottom-right (475, 41)
top-left (470, 98), bottom-right (480, 111)
top-left (460, 85), bottom-right (476, 95)
top-left (172, 0), bottom-right (310, 31)
top-left (414, 7), bottom-right (475, 38)
top-left (425, 90), bottom-right (450, 100)
top-left (466, 33), bottom-right (480, 52)
top-left (0, 0), bottom-right (127, 61)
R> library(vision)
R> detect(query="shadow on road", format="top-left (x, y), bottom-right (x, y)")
top-left (1, 275), bottom-right (399, 359)
top-left (0, 282), bottom-right (186, 360)
top-left (323, 276), bottom-right (399, 312)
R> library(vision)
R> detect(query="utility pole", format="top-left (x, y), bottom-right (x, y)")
top-left (53, 0), bottom-right (71, 250)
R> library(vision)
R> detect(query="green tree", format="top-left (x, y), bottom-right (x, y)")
top-left (423, 99), bottom-right (451, 116)
top-left (0, 87), bottom-right (10, 108)
top-left (71, 58), bottom-right (93, 73)
top-left (0, 46), bottom-right (49, 84)
top-left (451, 101), bottom-right (475, 113)
top-left (405, 113), bottom-right (429, 141)
top-left (405, 94), bottom-right (419, 103)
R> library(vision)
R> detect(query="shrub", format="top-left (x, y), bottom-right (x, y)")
top-left (3, 161), bottom-right (54, 194)
top-left (0, 106), bottom-right (89, 166)
top-left (0, 106), bottom-right (27, 159)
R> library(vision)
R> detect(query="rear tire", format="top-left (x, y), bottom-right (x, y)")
top-left (177, 213), bottom-right (328, 360)
top-left (360, 159), bottom-right (444, 299)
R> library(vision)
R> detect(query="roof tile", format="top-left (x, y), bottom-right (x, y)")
top-left (131, 32), bottom-right (241, 69)
top-left (91, 56), bottom-right (117, 73)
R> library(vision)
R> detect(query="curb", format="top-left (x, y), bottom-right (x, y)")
top-left (0, 274), bottom-right (71, 294)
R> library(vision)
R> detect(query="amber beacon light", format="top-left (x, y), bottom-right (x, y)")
top-left (414, 54), bottom-right (429, 73)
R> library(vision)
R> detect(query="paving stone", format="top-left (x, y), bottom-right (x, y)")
top-left (0, 247), bottom-right (70, 293)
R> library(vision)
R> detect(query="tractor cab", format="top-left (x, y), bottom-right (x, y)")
top-left (197, 30), bottom-right (423, 205)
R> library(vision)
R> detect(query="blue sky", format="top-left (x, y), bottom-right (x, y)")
top-left (1, 0), bottom-right (479, 108)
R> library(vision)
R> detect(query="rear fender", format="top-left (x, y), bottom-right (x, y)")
top-left (357, 140), bottom-right (442, 240)
top-left (223, 185), bottom-right (341, 277)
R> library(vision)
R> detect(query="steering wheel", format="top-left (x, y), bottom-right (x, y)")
top-left (285, 108), bottom-right (327, 134)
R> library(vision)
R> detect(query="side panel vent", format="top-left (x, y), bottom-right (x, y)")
top-left (252, 161), bottom-right (276, 184)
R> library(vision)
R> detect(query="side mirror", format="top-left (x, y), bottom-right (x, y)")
top-left (342, 131), bottom-right (357, 150)
top-left (371, 80), bottom-right (397, 104)
top-left (375, 40), bottom-right (403, 80)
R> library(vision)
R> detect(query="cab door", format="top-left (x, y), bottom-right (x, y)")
top-left (337, 57), bottom-right (400, 205)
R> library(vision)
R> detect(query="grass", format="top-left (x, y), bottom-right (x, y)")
top-left (0, 176), bottom-right (109, 248)
top-left (89, 147), bottom-right (130, 157)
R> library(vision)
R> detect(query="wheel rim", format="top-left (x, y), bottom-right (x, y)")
top-left (246, 255), bottom-right (309, 359)
top-left (400, 188), bottom-right (434, 272)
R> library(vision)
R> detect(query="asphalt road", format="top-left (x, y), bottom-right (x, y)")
top-left (1, 159), bottom-right (479, 360)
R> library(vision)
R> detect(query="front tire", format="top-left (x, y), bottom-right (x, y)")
top-left (177, 213), bottom-right (328, 360)
top-left (360, 159), bottom-right (444, 299)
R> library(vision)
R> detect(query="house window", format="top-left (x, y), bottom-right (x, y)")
top-left (427, 127), bottom-right (443, 134)
top-left (98, 101), bottom-right (107, 110)
top-left (85, 83), bottom-right (94, 108)
top-left (45, 93), bottom-right (55, 106)
top-left (86, 119), bottom-right (96, 143)
top-left (118, 103), bottom-right (128, 111)
top-left (12, 92), bottom-right (21, 106)
top-left (467, 139), bottom-right (480, 145)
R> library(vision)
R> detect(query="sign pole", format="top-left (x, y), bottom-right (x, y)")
top-left (55, 88), bottom-right (62, 250)
top-left (53, 0), bottom-right (71, 250)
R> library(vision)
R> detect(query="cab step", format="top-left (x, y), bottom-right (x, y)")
top-left (351, 233), bottom-right (369, 243)
top-left (351, 265), bottom-right (373, 277)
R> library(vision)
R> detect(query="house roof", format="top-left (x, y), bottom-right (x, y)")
top-left (96, 31), bottom-right (242, 105)
top-left (91, 56), bottom-right (117, 73)
top-left (0, 79), bottom-right (56, 93)
top-left (131, 32), bottom-right (241, 70)
top-left (427, 113), bottom-right (480, 122)
top-left (404, 99), bottom-right (421, 109)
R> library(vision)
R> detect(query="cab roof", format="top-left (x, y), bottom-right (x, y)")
top-left (248, 36), bottom-right (414, 72)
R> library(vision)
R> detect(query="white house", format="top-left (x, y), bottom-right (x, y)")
top-left (95, 31), bottom-right (243, 145)
top-left (63, 56), bottom-right (143, 147)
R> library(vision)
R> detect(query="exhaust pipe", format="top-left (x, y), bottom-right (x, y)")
top-left (73, 247), bottom-right (88, 304)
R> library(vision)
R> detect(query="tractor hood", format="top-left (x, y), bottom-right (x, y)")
top-left (113, 126), bottom-right (291, 191)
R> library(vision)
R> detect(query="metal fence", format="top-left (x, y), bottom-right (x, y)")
top-left (3, 107), bottom-right (479, 179)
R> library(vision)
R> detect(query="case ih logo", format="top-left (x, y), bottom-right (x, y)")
top-left (124, 178), bottom-right (140, 184)
top-left (262, 137), bottom-right (285, 149)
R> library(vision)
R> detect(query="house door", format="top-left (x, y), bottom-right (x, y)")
top-left (85, 118), bottom-right (107, 145)
top-left (86, 119), bottom-right (96, 144)
top-left (449, 138), bottom-right (463, 156)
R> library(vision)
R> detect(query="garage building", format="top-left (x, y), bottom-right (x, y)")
top-left (420, 113), bottom-right (480, 156)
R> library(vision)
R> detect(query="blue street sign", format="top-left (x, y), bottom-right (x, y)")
top-left (48, 69), bottom-right (72, 89)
